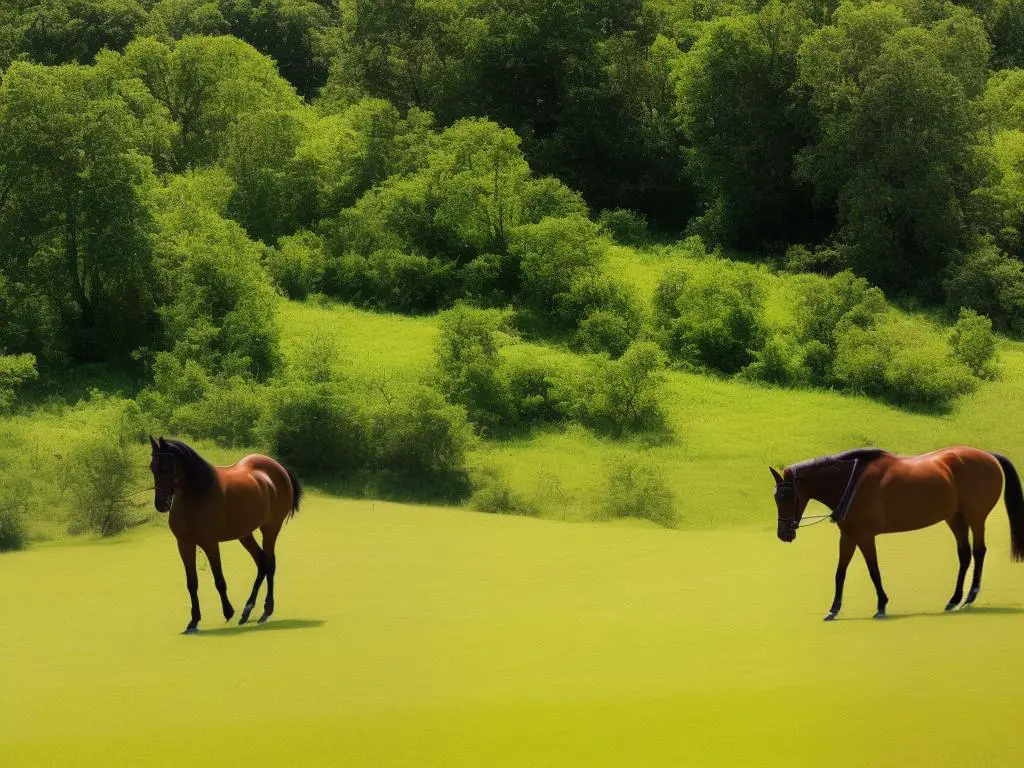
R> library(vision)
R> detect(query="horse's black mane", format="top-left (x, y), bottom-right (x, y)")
top-left (787, 448), bottom-right (888, 478)
top-left (160, 438), bottom-right (219, 499)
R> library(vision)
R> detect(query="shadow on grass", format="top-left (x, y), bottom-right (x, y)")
top-left (839, 605), bottom-right (1024, 622)
top-left (188, 618), bottom-right (326, 637)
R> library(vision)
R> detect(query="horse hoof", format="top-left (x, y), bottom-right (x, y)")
top-left (823, 612), bottom-right (838, 622)
top-left (257, 612), bottom-right (272, 624)
top-left (945, 602), bottom-right (959, 612)
top-left (182, 626), bottom-right (199, 635)
top-left (873, 611), bottom-right (886, 619)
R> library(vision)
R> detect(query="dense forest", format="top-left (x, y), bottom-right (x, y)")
top-left (2, 0), bottom-right (1024, 539)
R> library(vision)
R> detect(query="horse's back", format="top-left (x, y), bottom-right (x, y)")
top-left (865, 447), bottom-right (1003, 532)
top-left (217, 454), bottom-right (294, 539)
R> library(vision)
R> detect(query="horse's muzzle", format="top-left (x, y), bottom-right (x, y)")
top-left (155, 491), bottom-right (173, 514)
top-left (777, 522), bottom-right (796, 543)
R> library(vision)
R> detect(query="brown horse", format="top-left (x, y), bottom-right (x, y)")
top-left (770, 447), bottom-right (1024, 620)
top-left (149, 436), bottom-right (302, 634)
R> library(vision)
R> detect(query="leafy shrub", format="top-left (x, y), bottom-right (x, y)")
top-left (368, 386), bottom-right (474, 501)
top-left (0, 353), bottom-right (38, 411)
top-left (434, 304), bottom-right (515, 430)
top-left (499, 352), bottom-right (569, 426)
top-left (943, 242), bottom-right (1024, 334)
top-left (259, 382), bottom-right (368, 478)
top-left (0, 501), bottom-right (27, 552)
top-left (833, 319), bottom-right (976, 409)
top-left (783, 244), bottom-right (845, 274)
top-left (949, 308), bottom-right (1000, 380)
top-left (462, 252), bottom-right (508, 306)
top-left (512, 215), bottom-right (608, 322)
top-left (67, 400), bottom-right (142, 537)
top-left (266, 231), bottom-right (328, 299)
top-left (599, 456), bottom-right (678, 528)
top-left (573, 310), bottom-right (638, 357)
top-left (558, 341), bottom-right (668, 437)
top-left (599, 208), bottom-right (650, 246)
top-left (170, 377), bottom-right (268, 447)
top-left (741, 333), bottom-right (810, 386)
top-left (653, 262), bottom-right (768, 373)
top-left (469, 466), bottom-right (539, 516)
top-left (326, 250), bottom-right (458, 314)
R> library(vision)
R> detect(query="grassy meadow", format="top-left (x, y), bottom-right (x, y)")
top-left (2, 494), bottom-right (1023, 766)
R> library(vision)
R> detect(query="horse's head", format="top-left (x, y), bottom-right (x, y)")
top-left (149, 436), bottom-right (179, 513)
top-left (770, 466), bottom-right (805, 542)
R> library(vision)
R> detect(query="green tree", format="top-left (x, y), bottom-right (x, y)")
top-left (0, 60), bottom-right (171, 362)
top-left (796, 3), bottom-right (990, 296)
top-left (676, 2), bottom-right (815, 248)
top-left (2, 0), bottom-right (146, 67)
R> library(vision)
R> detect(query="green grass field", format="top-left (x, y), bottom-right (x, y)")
top-left (2, 494), bottom-right (1022, 766)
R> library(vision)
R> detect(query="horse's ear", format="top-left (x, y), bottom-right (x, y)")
top-left (769, 466), bottom-right (784, 485)
top-left (158, 436), bottom-right (167, 449)
top-left (149, 435), bottom-right (158, 451)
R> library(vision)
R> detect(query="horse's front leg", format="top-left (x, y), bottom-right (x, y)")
top-left (858, 535), bottom-right (889, 619)
top-left (200, 541), bottom-right (234, 622)
top-left (177, 539), bottom-right (201, 634)
top-left (825, 532), bottom-right (856, 621)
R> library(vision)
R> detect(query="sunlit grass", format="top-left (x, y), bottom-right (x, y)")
top-left (2, 495), bottom-right (1022, 766)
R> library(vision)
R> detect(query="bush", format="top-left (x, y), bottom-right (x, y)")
top-left (259, 382), bottom-right (368, 478)
top-left (833, 319), bottom-right (977, 409)
top-left (434, 304), bottom-right (515, 430)
top-left (949, 308), bottom-right (1000, 380)
top-left (598, 208), bottom-right (650, 246)
top-left (170, 377), bottom-right (268, 447)
top-left (469, 466), bottom-right (539, 516)
top-left (0, 502), bottom-right (27, 552)
top-left (741, 333), bottom-right (810, 386)
top-left (573, 310), bottom-right (638, 357)
top-left (943, 242), bottom-right (1024, 334)
top-left (557, 273), bottom-right (643, 346)
top-left (326, 249), bottom-right (458, 314)
top-left (599, 456), bottom-right (678, 528)
top-left (0, 353), bottom-right (38, 411)
top-left (266, 231), bottom-right (328, 299)
top-left (653, 262), bottom-right (768, 373)
top-left (783, 244), bottom-right (845, 274)
top-left (499, 352), bottom-right (569, 426)
top-left (67, 401), bottom-right (142, 537)
top-left (368, 386), bottom-right (474, 501)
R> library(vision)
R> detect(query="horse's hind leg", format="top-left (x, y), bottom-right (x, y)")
top-left (199, 541), bottom-right (234, 622)
top-left (257, 523), bottom-right (282, 624)
top-left (945, 513), bottom-right (972, 611)
top-left (964, 519), bottom-right (988, 607)
top-left (858, 536), bottom-right (889, 619)
top-left (238, 533), bottom-right (266, 625)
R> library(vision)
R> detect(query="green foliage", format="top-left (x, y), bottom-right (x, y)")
top-left (434, 304), bottom-right (514, 431)
top-left (266, 231), bottom-right (328, 299)
top-left (653, 261), bottom-right (769, 373)
top-left (676, 2), bottom-right (813, 247)
top-left (0, 353), bottom-right (38, 411)
top-left (599, 455), bottom-right (678, 528)
top-left (949, 308), bottom-right (1001, 380)
top-left (151, 171), bottom-right (282, 380)
top-left (67, 397), bottom-right (143, 536)
top-left (368, 386), bottom-right (474, 502)
top-left (796, 3), bottom-right (989, 295)
top-left (469, 465), bottom-right (539, 517)
top-left (327, 250), bottom-right (458, 314)
top-left (0, 59), bottom-right (170, 363)
top-left (259, 381), bottom-right (367, 478)
top-left (11, 0), bottom-right (147, 66)
top-left (598, 209), bottom-right (651, 246)
top-left (119, 35), bottom-right (301, 169)
top-left (943, 241), bottom-right (1024, 334)
top-left (575, 341), bottom-right (669, 437)
top-left (0, 502), bottom-right (27, 552)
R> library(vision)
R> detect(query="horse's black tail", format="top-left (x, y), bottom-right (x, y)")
top-left (992, 453), bottom-right (1024, 562)
top-left (285, 466), bottom-right (303, 520)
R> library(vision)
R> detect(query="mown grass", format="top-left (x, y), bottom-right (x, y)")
top-left (2, 495), bottom-right (1023, 766)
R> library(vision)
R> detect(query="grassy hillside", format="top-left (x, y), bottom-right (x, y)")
top-left (2, 494), bottom-right (1022, 766)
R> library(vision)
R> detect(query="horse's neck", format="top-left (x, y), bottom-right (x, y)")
top-left (798, 468), bottom-right (845, 512)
